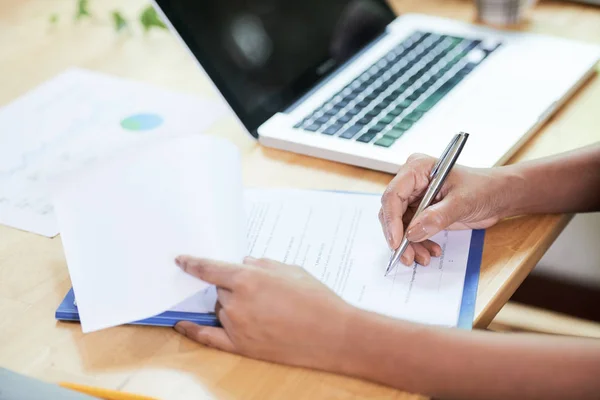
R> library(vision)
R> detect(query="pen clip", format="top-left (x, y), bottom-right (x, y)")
top-left (429, 133), bottom-right (460, 179)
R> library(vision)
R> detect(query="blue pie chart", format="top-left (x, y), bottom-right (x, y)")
top-left (120, 113), bottom-right (163, 131)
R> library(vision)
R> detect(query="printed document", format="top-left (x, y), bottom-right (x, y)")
top-left (0, 68), bottom-right (226, 237)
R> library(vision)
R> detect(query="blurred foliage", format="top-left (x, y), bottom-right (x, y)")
top-left (139, 6), bottom-right (167, 32)
top-left (75, 0), bottom-right (91, 20)
top-left (54, 1), bottom-right (168, 33)
top-left (111, 11), bottom-right (128, 32)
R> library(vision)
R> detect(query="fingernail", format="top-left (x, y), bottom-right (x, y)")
top-left (406, 222), bottom-right (428, 242)
top-left (174, 324), bottom-right (186, 336)
top-left (175, 256), bottom-right (187, 270)
top-left (400, 255), bottom-right (411, 266)
top-left (386, 224), bottom-right (396, 248)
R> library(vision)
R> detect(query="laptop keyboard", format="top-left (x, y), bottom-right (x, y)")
top-left (293, 31), bottom-right (500, 147)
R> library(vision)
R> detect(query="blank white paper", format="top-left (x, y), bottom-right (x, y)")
top-left (52, 135), bottom-right (245, 333)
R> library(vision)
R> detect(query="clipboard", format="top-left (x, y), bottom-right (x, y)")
top-left (55, 229), bottom-right (484, 330)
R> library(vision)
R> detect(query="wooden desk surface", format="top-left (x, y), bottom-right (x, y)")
top-left (1, 1), bottom-right (599, 399)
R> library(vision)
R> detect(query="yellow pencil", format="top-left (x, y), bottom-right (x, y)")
top-left (59, 382), bottom-right (160, 400)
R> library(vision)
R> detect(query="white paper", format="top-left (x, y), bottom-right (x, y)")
top-left (0, 68), bottom-right (226, 237)
top-left (245, 190), bottom-right (471, 326)
top-left (241, 189), bottom-right (473, 327)
top-left (167, 189), bottom-right (474, 327)
top-left (53, 135), bottom-right (245, 333)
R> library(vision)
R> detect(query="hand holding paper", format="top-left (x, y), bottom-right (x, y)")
top-left (53, 135), bottom-right (245, 332)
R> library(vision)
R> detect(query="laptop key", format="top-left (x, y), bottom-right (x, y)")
top-left (372, 103), bottom-right (387, 112)
top-left (374, 136), bottom-right (396, 147)
top-left (314, 115), bottom-right (330, 124)
top-left (372, 122), bottom-right (388, 132)
top-left (293, 119), bottom-right (307, 129)
top-left (365, 92), bottom-right (379, 101)
top-left (322, 125), bottom-right (342, 135)
top-left (383, 94), bottom-right (396, 103)
top-left (379, 115), bottom-right (395, 124)
top-left (339, 125), bottom-right (362, 139)
top-left (357, 99), bottom-right (371, 108)
top-left (404, 110), bottom-right (424, 123)
top-left (394, 120), bottom-right (413, 131)
top-left (365, 109), bottom-right (380, 118)
top-left (387, 107), bottom-right (404, 117)
top-left (358, 116), bottom-right (373, 125)
top-left (346, 107), bottom-right (361, 115)
top-left (303, 123), bottom-right (321, 132)
top-left (384, 128), bottom-right (406, 139)
top-left (337, 115), bottom-right (352, 123)
top-left (398, 99), bottom-right (412, 108)
top-left (407, 92), bottom-right (420, 101)
top-left (416, 92), bottom-right (444, 112)
top-left (356, 132), bottom-right (377, 143)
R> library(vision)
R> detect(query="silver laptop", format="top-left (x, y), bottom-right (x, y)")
top-left (153, 1), bottom-right (600, 172)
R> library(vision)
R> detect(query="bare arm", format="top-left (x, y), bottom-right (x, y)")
top-left (173, 257), bottom-right (600, 400)
top-left (505, 143), bottom-right (600, 216)
top-left (342, 309), bottom-right (600, 400)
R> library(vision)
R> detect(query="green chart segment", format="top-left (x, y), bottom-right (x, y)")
top-left (120, 113), bottom-right (163, 131)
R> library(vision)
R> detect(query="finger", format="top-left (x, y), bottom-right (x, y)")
top-left (412, 242), bottom-right (431, 266)
top-left (405, 195), bottom-right (466, 242)
top-left (175, 256), bottom-right (244, 289)
top-left (243, 256), bottom-right (277, 269)
top-left (216, 287), bottom-right (232, 306)
top-left (400, 244), bottom-right (415, 266)
top-left (379, 209), bottom-right (392, 249)
top-left (174, 321), bottom-right (237, 353)
top-left (381, 155), bottom-right (435, 249)
top-left (420, 240), bottom-right (442, 258)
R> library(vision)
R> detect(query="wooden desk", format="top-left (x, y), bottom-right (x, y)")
top-left (1, 1), bottom-right (599, 399)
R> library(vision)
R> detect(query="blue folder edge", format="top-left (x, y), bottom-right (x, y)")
top-left (55, 229), bottom-right (484, 330)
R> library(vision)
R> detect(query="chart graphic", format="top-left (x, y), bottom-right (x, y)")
top-left (120, 113), bottom-right (164, 131)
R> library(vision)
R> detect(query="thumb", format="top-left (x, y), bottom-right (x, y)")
top-left (406, 197), bottom-right (464, 242)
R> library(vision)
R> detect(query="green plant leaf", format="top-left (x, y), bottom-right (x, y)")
top-left (111, 11), bottom-right (128, 32)
top-left (139, 5), bottom-right (166, 32)
top-left (49, 13), bottom-right (59, 25)
top-left (75, 0), bottom-right (91, 20)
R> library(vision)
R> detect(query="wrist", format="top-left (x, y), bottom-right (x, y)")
top-left (336, 308), bottom-right (431, 386)
top-left (493, 165), bottom-right (528, 219)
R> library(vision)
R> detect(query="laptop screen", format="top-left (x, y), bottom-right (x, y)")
top-left (154, 0), bottom-right (396, 136)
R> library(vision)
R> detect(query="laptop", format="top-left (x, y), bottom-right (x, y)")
top-left (152, 1), bottom-right (600, 172)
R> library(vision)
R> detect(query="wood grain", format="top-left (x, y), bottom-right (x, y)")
top-left (1, 1), bottom-right (599, 399)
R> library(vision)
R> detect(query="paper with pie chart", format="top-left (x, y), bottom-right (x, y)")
top-left (0, 68), bottom-right (227, 237)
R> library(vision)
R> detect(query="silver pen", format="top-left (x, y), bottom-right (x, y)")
top-left (385, 132), bottom-right (470, 276)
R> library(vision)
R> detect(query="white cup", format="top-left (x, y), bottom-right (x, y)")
top-left (475, 0), bottom-right (537, 26)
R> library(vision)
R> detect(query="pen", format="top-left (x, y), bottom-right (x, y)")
top-left (59, 382), bottom-right (160, 400)
top-left (385, 132), bottom-right (470, 276)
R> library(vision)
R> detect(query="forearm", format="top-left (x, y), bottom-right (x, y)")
top-left (339, 310), bottom-right (600, 399)
top-left (500, 143), bottom-right (600, 217)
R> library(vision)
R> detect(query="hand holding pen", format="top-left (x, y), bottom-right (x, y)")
top-left (379, 132), bottom-right (481, 274)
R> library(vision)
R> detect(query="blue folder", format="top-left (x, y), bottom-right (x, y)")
top-left (55, 230), bottom-right (484, 330)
